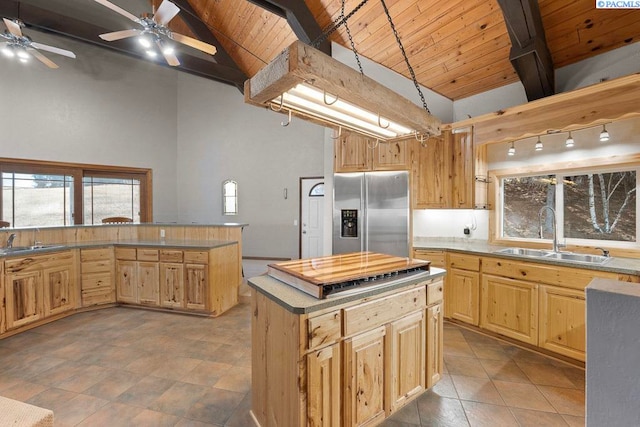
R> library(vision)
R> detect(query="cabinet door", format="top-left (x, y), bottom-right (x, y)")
top-left (446, 268), bottom-right (480, 325)
top-left (387, 310), bottom-right (425, 413)
top-left (539, 285), bottom-right (585, 361)
top-left (481, 275), bottom-right (538, 345)
top-left (372, 139), bottom-right (409, 170)
top-left (5, 270), bottom-right (43, 330)
top-left (334, 132), bottom-right (372, 172)
top-left (185, 263), bottom-right (207, 311)
top-left (450, 131), bottom-right (474, 208)
top-left (307, 343), bottom-right (341, 427)
top-left (160, 262), bottom-right (184, 308)
top-left (412, 250), bottom-right (445, 268)
top-left (137, 262), bottom-right (160, 306)
top-left (116, 260), bottom-right (137, 304)
top-left (343, 326), bottom-right (386, 427)
top-left (426, 303), bottom-right (443, 388)
top-left (43, 265), bottom-right (75, 317)
top-left (412, 135), bottom-right (449, 208)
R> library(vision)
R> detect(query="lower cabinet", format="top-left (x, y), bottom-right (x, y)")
top-left (447, 268), bottom-right (479, 325)
top-left (539, 285), bottom-right (586, 361)
top-left (5, 270), bottom-right (44, 330)
top-left (80, 248), bottom-right (115, 307)
top-left (160, 262), bottom-right (184, 308)
top-left (137, 262), bottom-right (160, 306)
top-left (480, 275), bottom-right (539, 345)
top-left (43, 265), bottom-right (74, 316)
top-left (116, 260), bottom-right (138, 304)
top-left (426, 303), bottom-right (443, 388)
top-left (185, 263), bottom-right (207, 311)
top-left (307, 343), bottom-right (341, 427)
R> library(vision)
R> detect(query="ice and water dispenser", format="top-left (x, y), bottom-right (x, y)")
top-left (341, 209), bottom-right (358, 238)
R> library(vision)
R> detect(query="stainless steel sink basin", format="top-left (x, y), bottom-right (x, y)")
top-left (543, 252), bottom-right (611, 264)
top-left (493, 247), bottom-right (552, 257)
top-left (0, 244), bottom-right (64, 255)
top-left (493, 247), bottom-right (611, 264)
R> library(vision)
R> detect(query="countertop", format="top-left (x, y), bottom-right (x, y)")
top-left (0, 239), bottom-right (238, 258)
top-left (413, 238), bottom-right (640, 275)
top-left (248, 267), bottom-right (446, 315)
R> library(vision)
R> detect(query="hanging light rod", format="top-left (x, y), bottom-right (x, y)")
top-left (244, 41), bottom-right (441, 141)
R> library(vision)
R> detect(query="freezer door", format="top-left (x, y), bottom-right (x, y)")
top-left (333, 173), bottom-right (364, 254)
top-left (365, 171), bottom-right (409, 257)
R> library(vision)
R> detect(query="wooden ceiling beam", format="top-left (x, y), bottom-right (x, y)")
top-left (246, 0), bottom-right (331, 55)
top-left (169, 0), bottom-right (247, 92)
top-left (0, 0), bottom-right (246, 87)
top-left (497, 0), bottom-right (555, 101)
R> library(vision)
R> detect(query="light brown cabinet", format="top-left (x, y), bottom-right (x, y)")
top-left (538, 285), bottom-right (585, 360)
top-left (307, 343), bottom-right (341, 427)
top-left (160, 262), bottom-right (184, 308)
top-left (115, 260), bottom-right (138, 304)
top-left (137, 261), bottom-right (160, 306)
top-left (185, 263), bottom-right (207, 311)
top-left (43, 265), bottom-right (74, 317)
top-left (80, 248), bottom-right (115, 307)
top-left (334, 131), bottom-right (410, 172)
top-left (412, 249), bottom-right (445, 268)
top-left (480, 275), bottom-right (539, 346)
top-left (445, 253), bottom-right (480, 325)
top-left (412, 134), bottom-right (449, 208)
top-left (5, 270), bottom-right (43, 330)
top-left (425, 303), bottom-right (443, 388)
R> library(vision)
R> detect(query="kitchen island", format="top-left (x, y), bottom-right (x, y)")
top-left (248, 252), bottom-right (446, 427)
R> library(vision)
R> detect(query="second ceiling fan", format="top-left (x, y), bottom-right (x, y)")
top-left (93, 0), bottom-right (216, 66)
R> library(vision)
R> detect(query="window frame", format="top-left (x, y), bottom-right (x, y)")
top-left (222, 179), bottom-right (238, 216)
top-left (0, 157), bottom-right (152, 225)
top-left (490, 155), bottom-right (640, 250)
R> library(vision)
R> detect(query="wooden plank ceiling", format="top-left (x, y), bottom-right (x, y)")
top-left (181, 0), bottom-right (639, 100)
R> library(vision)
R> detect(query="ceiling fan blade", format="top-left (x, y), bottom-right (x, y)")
top-left (31, 42), bottom-right (76, 59)
top-left (3, 18), bottom-right (23, 37)
top-left (171, 33), bottom-right (216, 56)
top-left (98, 29), bottom-right (141, 42)
top-left (93, 0), bottom-right (140, 23)
top-left (27, 48), bottom-right (58, 68)
top-left (153, 0), bottom-right (180, 26)
top-left (156, 38), bottom-right (180, 66)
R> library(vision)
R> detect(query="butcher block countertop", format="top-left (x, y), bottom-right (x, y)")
top-left (249, 251), bottom-right (445, 314)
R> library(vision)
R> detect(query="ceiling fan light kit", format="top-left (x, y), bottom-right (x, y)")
top-left (1, 18), bottom-right (76, 68)
top-left (245, 40), bottom-right (441, 141)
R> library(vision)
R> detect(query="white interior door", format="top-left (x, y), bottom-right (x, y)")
top-left (301, 178), bottom-right (324, 259)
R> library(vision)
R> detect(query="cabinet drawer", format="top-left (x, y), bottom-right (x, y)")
top-left (137, 249), bottom-right (159, 261)
top-left (343, 287), bottom-right (426, 337)
top-left (81, 260), bottom-right (112, 274)
top-left (184, 251), bottom-right (208, 264)
top-left (307, 310), bottom-right (341, 350)
top-left (448, 253), bottom-right (480, 272)
top-left (427, 280), bottom-right (444, 305)
top-left (82, 288), bottom-right (115, 306)
top-left (160, 250), bottom-right (183, 263)
top-left (115, 247), bottom-right (137, 261)
top-left (81, 248), bottom-right (112, 262)
top-left (413, 250), bottom-right (445, 268)
top-left (82, 272), bottom-right (112, 291)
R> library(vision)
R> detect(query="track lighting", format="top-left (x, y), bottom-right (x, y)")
top-left (535, 136), bottom-right (543, 151)
top-left (507, 141), bottom-right (515, 156)
top-left (599, 124), bottom-right (610, 142)
top-left (565, 131), bottom-right (575, 148)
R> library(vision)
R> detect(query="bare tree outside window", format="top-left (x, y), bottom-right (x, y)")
top-left (502, 175), bottom-right (555, 238)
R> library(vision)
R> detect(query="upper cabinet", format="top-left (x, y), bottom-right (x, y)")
top-left (334, 131), bottom-right (410, 172)
top-left (411, 129), bottom-right (488, 209)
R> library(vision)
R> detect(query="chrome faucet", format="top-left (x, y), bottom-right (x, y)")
top-left (538, 206), bottom-right (560, 253)
top-left (7, 233), bottom-right (16, 249)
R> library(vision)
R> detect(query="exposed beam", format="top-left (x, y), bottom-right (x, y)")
top-left (0, 0), bottom-right (246, 87)
top-left (497, 0), bottom-right (554, 101)
top-left (169, 0), bottom-right (247, 92)
top-left (247, 0), bottom-right (331, 55)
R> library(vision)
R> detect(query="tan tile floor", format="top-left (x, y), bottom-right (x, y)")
top-left (0, 260), bottom-right (585, 426)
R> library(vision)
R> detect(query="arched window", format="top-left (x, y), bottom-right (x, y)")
top-left (309, 183), bottom-right (324, 197)
top-left (223, 180), bottom-right (238, 215)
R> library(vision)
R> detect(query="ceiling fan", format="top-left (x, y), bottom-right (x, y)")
top-left (0, 18), bottom-right (76, 68)
top-left (93, 0), bottom-right (217, 66)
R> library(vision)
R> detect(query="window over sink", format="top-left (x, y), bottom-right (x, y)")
top-left (499, 167), bottom-right (638, 246)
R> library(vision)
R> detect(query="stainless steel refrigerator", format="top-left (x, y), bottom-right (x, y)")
top-left (333, 171), bottom-right (410, 257)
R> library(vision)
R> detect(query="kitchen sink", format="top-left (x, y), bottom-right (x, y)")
top-left (493, 247), bottom-right (611, 264)
top-left (0, 244), bottom-right (64, 255)
top-left (493, 247), bottom-right (552, 257)
top-left (543, 252), bottom-right (611, 264)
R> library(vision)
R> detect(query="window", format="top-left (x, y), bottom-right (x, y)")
top-left (309, 183), bottom-right (325, 197)
top-left (223, 180), bottom-right (238, 215)
top-left (0, 158), bottom-right (151, 226)
top-left (499, 167), bottom-right (638, 245)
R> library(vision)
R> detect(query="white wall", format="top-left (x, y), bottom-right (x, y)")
top-left (413, 210), bottom-right (490, 241)
top-left (176, 73), bottom-right (325, 259)
top-left (452, 82), bottom-right (527, 122)
top-left (0, 31), bottom-right (179, 222)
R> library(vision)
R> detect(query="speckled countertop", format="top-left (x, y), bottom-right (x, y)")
top-left (413, 238), bottom-right (640, 276)
top-left (0, 239), bottom-right (237, 258)
top-left (248, 267), bottom-right (447, 314)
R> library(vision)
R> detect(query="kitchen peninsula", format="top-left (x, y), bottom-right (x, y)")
top-left (0, 223), bottom-right (245, 338)
top-left (248, 252), bottom-right (446, 427)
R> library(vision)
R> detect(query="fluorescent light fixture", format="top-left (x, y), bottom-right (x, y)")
top-left (507, 141), bottom-right (515, 156)
top-left (599, 124), bottom-right (610, 142)
top-left (535, 136), bottom-right (543, 151)
top-left (245, 41), bottom-right (441, 141)
top-left (565, 131), bottom-right (575, 147)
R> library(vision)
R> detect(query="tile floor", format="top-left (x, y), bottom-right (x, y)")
top-left (0, 259), bottom-right (585, 426)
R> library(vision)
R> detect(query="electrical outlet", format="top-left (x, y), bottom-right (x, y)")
top-left (160, 229), bottom-right (166, 238)
top-left (464, 227), bottom-right (470, 235)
